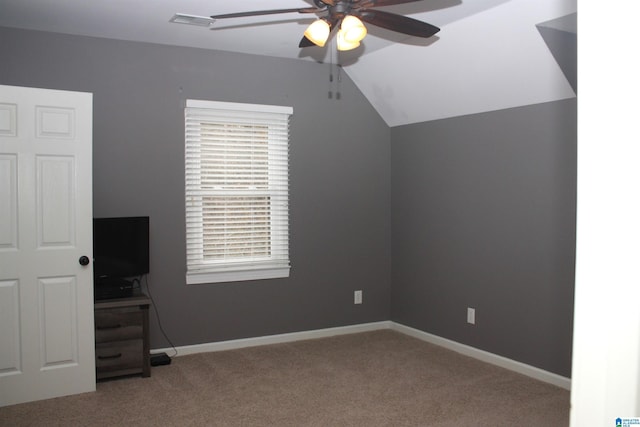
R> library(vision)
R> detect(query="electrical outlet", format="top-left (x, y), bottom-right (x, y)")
top-left (354, 290), bottom-right (363, 305)
top-left (467, 307), bottom-right (476, 325)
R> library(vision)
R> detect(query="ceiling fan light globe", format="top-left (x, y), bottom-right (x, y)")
top-left (337, 29), bottom-right (360, 51)
top-left (304, 19), bottom-right (330, 47)
top-left (341, 15), bottom-right (367, 43)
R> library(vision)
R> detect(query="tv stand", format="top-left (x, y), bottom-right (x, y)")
top-left (94, 292), bottom-right (151, 380)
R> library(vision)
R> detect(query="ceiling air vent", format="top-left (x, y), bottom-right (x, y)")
top-left (170, 13), bottom-right (214, 27)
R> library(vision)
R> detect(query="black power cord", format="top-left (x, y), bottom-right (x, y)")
top-left (136, 274), bottom-right (178, 359)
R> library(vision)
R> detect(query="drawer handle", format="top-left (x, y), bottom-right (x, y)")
top-left (98, 353), bottom-right (122, 360)
top-left (97, 324), bottom-right (122, 330)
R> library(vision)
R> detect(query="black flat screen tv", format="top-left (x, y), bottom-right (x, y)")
top-left (93, 216), bottom-right (149, 299)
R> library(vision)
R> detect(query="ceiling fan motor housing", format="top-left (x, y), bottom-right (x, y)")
top-left (315, 0), bottom-right (351, 18)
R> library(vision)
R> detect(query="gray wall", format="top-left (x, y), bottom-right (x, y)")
top-left (390, 99), bottom-right (577, 376)
top-left (1, 26), bottom-right (576, 377)
top-left (0, 27), bottom-right (391, 348)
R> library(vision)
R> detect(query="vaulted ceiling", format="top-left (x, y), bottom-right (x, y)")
top-left (0, 0), bottom-right (576, 126)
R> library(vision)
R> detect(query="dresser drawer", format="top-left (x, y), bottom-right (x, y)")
top-left (95, 308), bottom-right (143, 342)
top-left (94, 294), bottom-right (151, 380)
top-left (96, 340), bottom-right (143, 373)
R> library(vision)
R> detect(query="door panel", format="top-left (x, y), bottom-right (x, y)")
top-left (39, 276), bottom-right (78, 368)
top-left (37, 156), bottom-right (75, 247)
top-left (0, 103), bottom-right (17, 137)
top-left (0, 154), bottom-right (18, 249)
top-left (36, 106), bottom-right (75, 140)
top-left (0, 280), bottom-right (20, 375)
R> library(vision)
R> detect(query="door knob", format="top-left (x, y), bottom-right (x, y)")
top-left (79, 256), bottom-right (90, 266)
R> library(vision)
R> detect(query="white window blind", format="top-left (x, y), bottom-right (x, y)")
top-left (185, 99), bottom-right (292, 284)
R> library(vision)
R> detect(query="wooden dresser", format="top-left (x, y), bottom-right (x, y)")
top-left (94, 293), bottom-right (151, 380)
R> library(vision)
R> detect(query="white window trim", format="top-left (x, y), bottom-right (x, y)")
top-left (186, 266), bottom-right (291, 285)
top-left (185, 99), bottom-right (292, 284)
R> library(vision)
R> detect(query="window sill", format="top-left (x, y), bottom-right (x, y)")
top-left (186, 266), bottom-right (290, 285)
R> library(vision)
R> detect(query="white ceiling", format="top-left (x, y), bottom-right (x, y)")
top-left (0, 0), bottom-right (577, 126)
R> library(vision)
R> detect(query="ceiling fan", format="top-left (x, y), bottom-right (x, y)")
top-left (210, 0), bottom-right (440, 51)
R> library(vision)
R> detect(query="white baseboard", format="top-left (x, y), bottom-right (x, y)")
top-left (390, 322), bottom-right (571, 390)
top-left (152, 321), bottom-right (392, 356)
top-left (153, 320), bottom-right (570, 391)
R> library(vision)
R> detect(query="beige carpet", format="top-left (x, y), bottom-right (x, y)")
top-left (0, 330), bottom-right (570, 426)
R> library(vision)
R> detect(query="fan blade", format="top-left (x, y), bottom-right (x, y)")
top-left (212, 8), bottom-right (319, 19)
top-left (358, 10), bottom-right (439, 38)
top-left (357, 0), bottom-right (425, 7)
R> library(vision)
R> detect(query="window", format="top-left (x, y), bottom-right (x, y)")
top-left (185, 99), bottom-right (291, 284)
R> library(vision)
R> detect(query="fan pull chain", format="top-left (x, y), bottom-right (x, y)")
top-left (327, 38), bottom-right (342, 100)
top-left (336, 64), bottom-right (342, 100)
top-left (328, 40), bottom-right (334, 99)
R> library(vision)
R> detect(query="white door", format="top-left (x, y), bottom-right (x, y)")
top-left (0, 85), bottom-right (95, 407)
